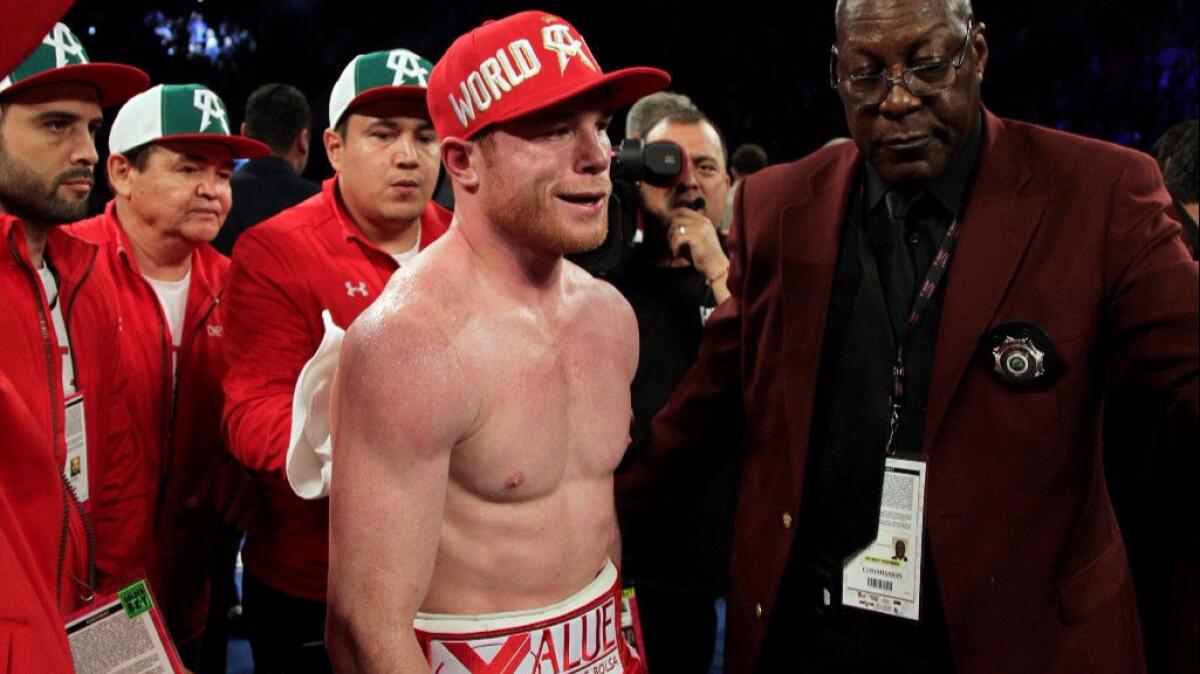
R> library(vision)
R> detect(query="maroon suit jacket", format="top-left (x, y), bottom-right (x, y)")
top-left (620, 109), bottom-right (1199, 674)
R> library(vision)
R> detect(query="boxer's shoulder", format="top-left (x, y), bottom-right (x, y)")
top-left (339, 291), bottom-right (479, 446)
top-left (560, 261), bottom-right (638, 373)
top-left (347, 264), bottom-right (467, 371)
top-left (376, 251), bottom-right (473, 323)
top-left (562, 260), bottom-right (634, 323)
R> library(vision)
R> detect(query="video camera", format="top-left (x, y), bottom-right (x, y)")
top-left (566, 138), bottom-right (685, 279)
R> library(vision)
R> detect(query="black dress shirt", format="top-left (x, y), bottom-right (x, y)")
top-left (860, 117), bottom-right (982, 455)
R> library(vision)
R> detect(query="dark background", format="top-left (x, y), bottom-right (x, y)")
top-left (65, 0), bottom-right (1198, 181)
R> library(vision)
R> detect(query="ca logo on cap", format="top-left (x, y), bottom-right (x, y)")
top-left (386, 50), bottom-right (430, 87)
top-left (542, 24), bottom-right (595, 75)
top-left (193, 89), bottom-right (230, 134)
top-left (44, 23), bottom-right (88, 67)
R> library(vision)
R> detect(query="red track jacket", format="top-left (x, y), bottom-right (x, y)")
top-left (222, 177), bottom-right (451, 600)
top-left (69, 203), bottom-right (242, 644)
top-left (0, 373), bottom-right (75, 673)
top-left (0, 214), bottom-right (150, 617)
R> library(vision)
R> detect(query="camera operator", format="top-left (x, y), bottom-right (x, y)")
top-left (613, 95), bottom-right (736, 672)
top-left (626, 90), bottom-right (699, 140)
top-left (637, 113), bottom-right (733, 303)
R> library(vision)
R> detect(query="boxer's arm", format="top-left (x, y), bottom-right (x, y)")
top-left (326, 308), bottom-right (473, 673)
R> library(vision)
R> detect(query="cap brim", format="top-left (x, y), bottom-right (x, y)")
top-left (591, 66), bottom-right (673, 112)
top-left (155, 134), bottom-right (273, 159)
top-left (458, 66), bottom-right (671, 139)
top-left (3, 62), bottom-right (149, 107)
top-left (343, 85), bottom-right (430, 120)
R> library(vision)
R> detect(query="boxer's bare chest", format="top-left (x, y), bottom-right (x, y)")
top-left (450, 295), bottom-right (633, 504)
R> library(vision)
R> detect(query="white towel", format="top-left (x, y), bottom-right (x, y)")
top-left (286, 310), bottom-right (344, 500)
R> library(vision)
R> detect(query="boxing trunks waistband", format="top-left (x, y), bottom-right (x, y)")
top-left (414, 559), bottom-right (640, 674)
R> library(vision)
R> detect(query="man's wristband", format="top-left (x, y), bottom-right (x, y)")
top-left (707, 265), bottom-right (730, 286)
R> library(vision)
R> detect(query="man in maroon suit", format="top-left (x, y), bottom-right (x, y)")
top-left (618, 0), bottom-right (1199, 672)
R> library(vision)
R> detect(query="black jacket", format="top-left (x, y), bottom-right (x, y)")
top-left (214, 156), bottom-right (320, 255)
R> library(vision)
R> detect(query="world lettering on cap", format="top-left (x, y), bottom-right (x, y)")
top-left (328, 48), bottom-right (435, 129)
top-left (108, 83), bottom-right (271, 159)
top-left (426, 10), bottom-right (670, 140)
top-left (0, 22), bottom-right (148, 106)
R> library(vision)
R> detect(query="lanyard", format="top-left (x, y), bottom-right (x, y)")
top-left (884, 216), bottom-right (962, 454)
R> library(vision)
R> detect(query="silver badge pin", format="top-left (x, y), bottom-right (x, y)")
top-left (992, 336), bottom-right (1046, 385)
top-left (980, 321), bottom-right (1061, 389)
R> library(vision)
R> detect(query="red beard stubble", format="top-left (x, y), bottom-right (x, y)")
top-left (478, 164), bottom-right (610, 257)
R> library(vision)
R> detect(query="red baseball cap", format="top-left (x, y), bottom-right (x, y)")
top-left (427, 10), bottom-right (670, 140)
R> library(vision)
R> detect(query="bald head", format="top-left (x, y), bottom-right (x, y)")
top-left (836, 0), bottom-right (972, 35)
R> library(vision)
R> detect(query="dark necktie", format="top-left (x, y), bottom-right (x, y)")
top-left (880, 187), bottom-right (924, 342)
top-left (817, 186), bottom-right (933, 569)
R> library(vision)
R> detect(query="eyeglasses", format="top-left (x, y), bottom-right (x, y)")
top-left (829, 21), bottom-right (978, 106)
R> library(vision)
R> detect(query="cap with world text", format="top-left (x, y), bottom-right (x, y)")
top-left (427, 10), bottom-right (670, 140)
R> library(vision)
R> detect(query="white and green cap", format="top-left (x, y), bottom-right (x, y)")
top-left (328, 48), bottom-right (434, 129)
top-left (109, 84), bottom-right (271, 158)
top-left (0, 22), bottom-right (148, 106)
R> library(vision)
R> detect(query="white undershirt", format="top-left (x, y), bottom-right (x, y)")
top-left (37, 264), bottom-right (76, 396)
top-left (391, 237), bottom-right (420, 266)
top-left (145, 271), bottom-right (191, 382)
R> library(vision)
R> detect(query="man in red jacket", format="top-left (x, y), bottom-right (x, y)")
top-left (68, 83), bottom-right (269, 669)
top-left (0, 21), bottom-right (151, 622)
top-left (222, 47), bottom-right (452, 673)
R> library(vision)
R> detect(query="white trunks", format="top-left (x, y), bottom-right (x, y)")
top-left (414, 560), bottom-right (640, 674)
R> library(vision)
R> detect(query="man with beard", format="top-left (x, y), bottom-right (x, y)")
top-left (221, 47), bottom-right (452, 674)
top-left (0, 21), bottom-right (152, 626)
top-left (0, 13), bottom-right (94, 672)
top-left (325, 11), bottom-right (668, 673)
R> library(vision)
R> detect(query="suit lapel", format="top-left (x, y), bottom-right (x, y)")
top-left (924, 111), bottom-right (1046, 449)
top-left (781, 147), bottom-right (861, 490)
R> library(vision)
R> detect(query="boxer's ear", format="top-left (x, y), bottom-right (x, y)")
top-left (440, 137), bottom-right (480, 191)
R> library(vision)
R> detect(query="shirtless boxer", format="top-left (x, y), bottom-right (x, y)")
top-left (326, 11), bottom-right (669, 673)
